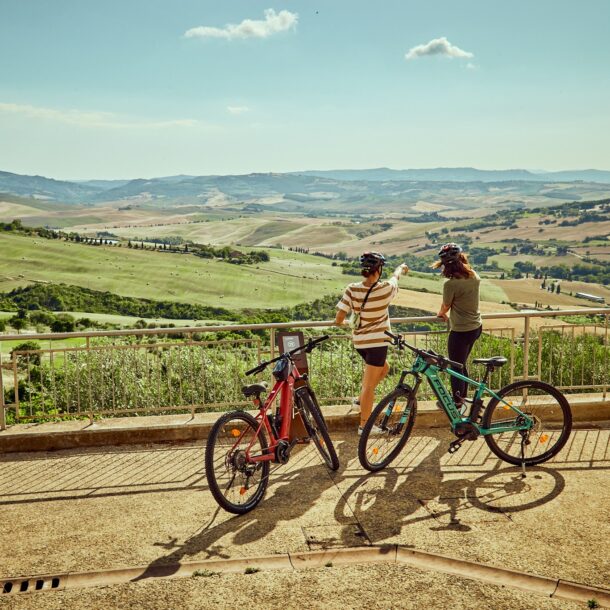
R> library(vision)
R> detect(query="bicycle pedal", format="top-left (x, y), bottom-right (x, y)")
top-left (448, 440), bottom-right (463, 454)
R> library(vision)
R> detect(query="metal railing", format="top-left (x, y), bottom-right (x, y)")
top-left (1, 308), bottom-right (608, 429)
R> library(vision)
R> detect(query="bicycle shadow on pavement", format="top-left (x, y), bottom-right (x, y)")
top-left (333, 433), bottom-right (566, 543)
top-left (133, 439), bottom-right (354, 582)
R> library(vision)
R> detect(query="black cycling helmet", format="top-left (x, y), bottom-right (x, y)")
top-left (438, 243), bottom-right (462, 263)
top-left (360, 251), bottom-right (386, 272)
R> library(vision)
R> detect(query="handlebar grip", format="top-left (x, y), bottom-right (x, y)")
top-left (245, 363), bottom-right (265, 376)
top-left (303, 334), bottom-right (329, 353)
top-left (384, 330), bottom-right (398, 340)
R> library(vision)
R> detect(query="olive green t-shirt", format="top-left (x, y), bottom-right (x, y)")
top-left (443, 274), bottom-right (482, 332)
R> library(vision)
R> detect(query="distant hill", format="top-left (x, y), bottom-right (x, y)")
top-left (296, 167), bottom-right (610, 183)
top-left (0, 170), bottom-right (101, 203)
top-left (2, 167), bottom-right (610, 206)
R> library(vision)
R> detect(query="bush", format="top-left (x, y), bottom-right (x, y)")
top-left (10, 341), bottom-right (42, 367)
top-left (50, 314), bottom-right (76, 333)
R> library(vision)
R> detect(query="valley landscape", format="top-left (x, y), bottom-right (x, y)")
top-left (1, 167), bottom-right (609, 335)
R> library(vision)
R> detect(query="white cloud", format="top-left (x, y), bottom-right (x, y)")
top-left (184, 9), bottom-right (298, 41)
top-left (0, 102), bottom-right (203, 129)
top-left (227, 105), bottom-right (250, 115)
top-left (405, 37), bottom-right (473, 61)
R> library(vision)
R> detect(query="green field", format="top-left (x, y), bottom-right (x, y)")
top-left (489, 253), bottom-right (582, 271)
top-left (0, 335), bottom-right (85, 356)
top-left (0, 233), bottom-right (348, 310)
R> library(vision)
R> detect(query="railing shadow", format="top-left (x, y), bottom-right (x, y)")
top-left (0, 444), bottom-right (209, 505)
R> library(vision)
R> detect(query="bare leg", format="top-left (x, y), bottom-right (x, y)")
top-left (359, 362), bottom-right (389, 427)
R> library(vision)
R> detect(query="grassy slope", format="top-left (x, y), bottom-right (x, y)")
top-left (0, 233), bottom-right (348, 309)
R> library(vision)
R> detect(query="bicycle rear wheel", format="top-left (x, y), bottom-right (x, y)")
top-left (295, 388), bottom-right (340, 471)
top-left (205, 411), bottom-right (270, 514)
top-left (482, 380), bottom-right (572, 466)
top-left (358, 388), bottom-right (417, 472)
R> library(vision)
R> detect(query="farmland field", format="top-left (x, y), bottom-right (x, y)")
top-left (0, 233), bottom-right (348, 309)
top-left (491, 277), bottom-right (610, 308)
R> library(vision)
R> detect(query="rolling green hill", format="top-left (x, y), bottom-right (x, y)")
top-left (0, 232), bottom-right (349, 309)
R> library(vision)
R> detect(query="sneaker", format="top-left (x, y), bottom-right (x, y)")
top-left (358, 424), bottom-right (384, 436)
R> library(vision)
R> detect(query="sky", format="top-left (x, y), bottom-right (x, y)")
top-left (1, 0), bottom-right (609, 180)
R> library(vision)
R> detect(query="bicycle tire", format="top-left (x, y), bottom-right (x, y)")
top-left (358, 388), bottom-right (417, 472)
top-left (482, 380), bottom-right (572, 466)
top-left (296, 388), bottom-right (340, 471)
top-left (205, 410), bottom-right (270, 514)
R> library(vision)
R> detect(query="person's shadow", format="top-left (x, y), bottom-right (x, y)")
top-left (135, 433), bottom-right (566, 582)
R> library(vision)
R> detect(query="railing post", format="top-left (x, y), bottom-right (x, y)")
top-left (603, 314), bottom-right (610, 400)
top-left (270, 328), bottom-right (276, 360)
top-left (522, 315), bottom-right (530, 381)
top-left (0, 350), bottom-right (5, 430)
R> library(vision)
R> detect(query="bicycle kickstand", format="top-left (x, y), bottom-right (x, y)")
top-left (520, 441), bottom-right (527, 479)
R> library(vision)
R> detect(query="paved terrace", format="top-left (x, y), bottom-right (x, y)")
top-left (1, 426), bottom-right (609, 609)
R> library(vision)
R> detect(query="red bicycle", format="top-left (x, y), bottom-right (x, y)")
top-left (205, 335), bottom-right (339, 514)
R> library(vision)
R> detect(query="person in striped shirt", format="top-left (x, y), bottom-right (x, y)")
top-left (335, 252), bottom-right (409, 434)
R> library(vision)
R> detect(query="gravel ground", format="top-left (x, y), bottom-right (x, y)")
top-left (0, 563), bottom-right (585, 610)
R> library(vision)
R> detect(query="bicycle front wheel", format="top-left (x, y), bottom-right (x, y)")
top-left (205, 411), bottom-right (270, 514)
top-left (296, 388), bottom-right (340, 471)
top-left (358, 388), bottom-right (417, 472)
top-left (482, 380), bottom-right (572, 466)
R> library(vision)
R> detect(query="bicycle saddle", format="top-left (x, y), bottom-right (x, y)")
top-left (472, 356), bottom-right (508, 368)
top-left (242, 382), bottom-right (268, 397)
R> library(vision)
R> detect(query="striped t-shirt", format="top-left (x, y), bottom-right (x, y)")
top-left (336, 277), bottom-right (399, 348)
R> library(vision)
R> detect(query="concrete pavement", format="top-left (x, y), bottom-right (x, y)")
top-left (1, 427), bottom-right (609, 608)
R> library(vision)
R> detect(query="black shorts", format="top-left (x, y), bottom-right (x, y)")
top-left (356, 346), bottom-right (388, 367)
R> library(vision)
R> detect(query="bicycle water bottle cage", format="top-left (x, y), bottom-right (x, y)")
top-left (242, 382), bottom-right (268, 398)
top-left (272, 358), bottom-right (290, 381)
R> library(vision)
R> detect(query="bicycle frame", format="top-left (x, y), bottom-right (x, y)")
top-left (396, 354), bottom-right (534, 436)
top-left (243, 361), bottom-right (306, 463)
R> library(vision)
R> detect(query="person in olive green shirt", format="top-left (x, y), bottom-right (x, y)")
top-left (434, 243), bottom-right (482, 405)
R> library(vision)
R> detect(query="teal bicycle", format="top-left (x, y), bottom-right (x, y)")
top-left (358, 331), bottom-right (572, 474)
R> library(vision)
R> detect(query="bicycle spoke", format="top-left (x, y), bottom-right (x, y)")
top-left (359, 390), bottom-right (416, 471)
top-left (483, 381), bottom-right (571, 466)
top-left (205, 412), bottom-right (270, 513)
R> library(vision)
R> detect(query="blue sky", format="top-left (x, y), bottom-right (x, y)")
top-left (1, 0), bottom-right (609, 179)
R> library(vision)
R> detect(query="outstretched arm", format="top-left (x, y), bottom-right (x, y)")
top-left (393, 263), bottom-right (409, 280)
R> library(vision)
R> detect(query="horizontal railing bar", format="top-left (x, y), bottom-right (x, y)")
top-left (10, 338), bottom-right (262, 356)
top-left (1, 308), bottom-right (608, 342)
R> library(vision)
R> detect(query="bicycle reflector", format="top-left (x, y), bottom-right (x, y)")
top-left (231, 429), bottom-right (241, 437)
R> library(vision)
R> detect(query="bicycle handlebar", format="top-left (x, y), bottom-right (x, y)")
top-left (384, 330), bottom-right (464, 371)
top-left (245, 335), bottom-right (330, 376)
